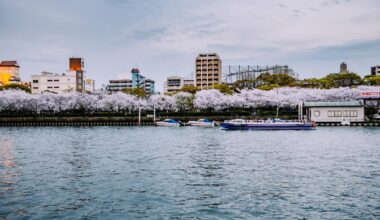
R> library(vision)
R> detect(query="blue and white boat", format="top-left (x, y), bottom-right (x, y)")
top-left (188, 118), bottom-right (215, 127)
top-left (156, 119), bottom-right (183, 127)
top-left (220, 118), bottom-right (316, 130)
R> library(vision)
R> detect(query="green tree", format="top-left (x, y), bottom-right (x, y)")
top-left (213, 84), bottom-right (233, 95)
top-left (121, 87), bottom-right (147, 98)
top-left (363, 75), bottom-right (380, 86)
top-left (256, 84), bottom-right (280, 91)
top-left (0, 84), bottom-right (31, 93)
top-left (233, 79), bottom-right (255, 90)
top-left (323, 73), bottom-right (362, 87)
top-left (180, 85), bottom-right (200, 94)
top-left (256, 73), bottom-right (297, 87)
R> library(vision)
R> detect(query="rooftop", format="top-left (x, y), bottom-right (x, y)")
top-left (304, 101), bottom-right (364, 107)
top-left (109, 79), bottom-right (132, 83)
top-left (0, 61), bottom-right (19, 67)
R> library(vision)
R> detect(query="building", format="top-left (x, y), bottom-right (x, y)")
top-left (340, 62), bottom-right (348, 73)
top-left (0, 61), bottom-right (20, 86)
top-left (107, 68), bottom-right (155, 94)
top-left (184, 79), bottom-right (194, 86)
top-left (195, 53), bottom-right (222, 89)
top-left (85, 79), bottom-right (95, 93)
top-left (69, 57), bottom-right (85, 92)
top-left (31, 71), bottom-right (77, 94)
top-left (107, 79), bottom-right (132, 93)
top-left (31, 57), bottom-right (86, 94)
top-left (304, 101), bottom-right (365, 123)
top-left (371, 65), bottom-right (380, 75)
top-left (145, 79), bottom-right (155, 94)
top-left (164, 76), bottom-right (184, 93)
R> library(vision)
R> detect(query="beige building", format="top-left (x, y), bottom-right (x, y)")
top-left (195, 53), bottom-right (222, 89)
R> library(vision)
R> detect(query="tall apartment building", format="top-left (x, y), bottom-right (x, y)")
top-left (195, 53), bottom-right (222, 89)
top-left (31, 57), bottom-right (86, 94)
top-left (371, 65), bottom-right (380, 75)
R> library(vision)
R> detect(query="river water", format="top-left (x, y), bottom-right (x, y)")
top-left (0, 126), bottom-right (379, 219)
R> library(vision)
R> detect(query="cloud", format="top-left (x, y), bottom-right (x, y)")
top-left (0, 0), bottom-right (379, 91)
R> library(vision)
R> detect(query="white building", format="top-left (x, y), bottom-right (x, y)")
top-left (31, 71), bottom-right (80, 94)
top-left (184, 79), bottom-right (195, 86)
top-left (304, 101), bottom-right (365, 123)
top-left (107, 79), bottom-right (132, 93)
top-left (163, 76), bottom-right (195, 93)
top-left (31, 57), bottom-right (87, 94)
top-left (164, 76), bottom-right (184, 93)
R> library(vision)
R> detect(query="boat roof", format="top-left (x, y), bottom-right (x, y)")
top-left (163, 119), bottom-right (177, 123)
top-left (304, 101), bottom-right (363, 107)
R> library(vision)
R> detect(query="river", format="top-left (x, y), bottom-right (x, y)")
top-left (0, 126), bottom-right (379, 219)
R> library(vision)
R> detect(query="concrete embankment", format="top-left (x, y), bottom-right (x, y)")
top-left (0, 117), bottom-right (379, 127)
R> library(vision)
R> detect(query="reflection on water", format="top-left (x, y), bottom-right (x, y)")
top-left (0, 127), bottom-right (379, 219)
top-left (0, 137), bottom-right (16, 168)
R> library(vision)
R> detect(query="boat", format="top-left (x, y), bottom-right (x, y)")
top-left (220, 118), bottom-right (316, 130)
top-left (188, 118), bottom-right (215, 127)
top-left (156, 119), bottom-right (183, 127)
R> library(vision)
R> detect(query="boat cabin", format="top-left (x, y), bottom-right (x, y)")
top-left (304, 101), bottom-right (365, 123)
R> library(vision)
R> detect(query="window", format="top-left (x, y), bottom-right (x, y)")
top-left (32, 80), bottom-right (38, 83)
top-left (47, 86), bottom-right (53, 89)
top-left (313, 110), bottom-right (320, 117)
top-left (33, 87), bottom-right (38, 90)
top-left (54, 79), bottom-right (59, 82)
top-left (54, 86), bottom-right (59, 89)
top-left (327, 110), bottom-right (343, 117)
top-left (47, 80), bottom-right (53, 82)
top-left (343, 110), bottom-right (358, 117)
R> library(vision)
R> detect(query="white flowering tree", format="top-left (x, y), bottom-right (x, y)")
top-left (0, 86), bottom-right (379, 114)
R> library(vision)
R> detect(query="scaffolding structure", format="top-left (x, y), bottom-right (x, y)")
top-left (223, 65), bottom-right (295, 84)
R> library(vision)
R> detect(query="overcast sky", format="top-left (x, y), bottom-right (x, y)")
top-left (1, 0), bottom-right (379, 91)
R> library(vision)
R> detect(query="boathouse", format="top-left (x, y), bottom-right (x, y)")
top-left (304, 101), bottom-right (365, 123)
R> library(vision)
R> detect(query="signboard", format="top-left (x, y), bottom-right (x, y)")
top-left (359, 92), bottom-right (380, 98)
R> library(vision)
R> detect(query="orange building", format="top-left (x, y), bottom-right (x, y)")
top-left (69, 57), bottom-right (84, 71)
top-left (0, 61), bottom-right (20, 86)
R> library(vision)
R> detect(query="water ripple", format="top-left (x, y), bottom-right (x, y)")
top-left (0, 127), bottom-right (379, 219)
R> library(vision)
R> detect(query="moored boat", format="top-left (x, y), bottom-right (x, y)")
top-left (220, 118), bottom-right (316, 130)
top-left (188, 118), bottom-right (215, 127)
top-left (156, 119), bottom-right (183, 127)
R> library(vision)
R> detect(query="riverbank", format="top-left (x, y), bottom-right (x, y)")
top-left (0, 116), bottom-right (379, 127)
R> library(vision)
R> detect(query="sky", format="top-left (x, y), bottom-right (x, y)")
top-left (0, 0), bottom-right (379, 91)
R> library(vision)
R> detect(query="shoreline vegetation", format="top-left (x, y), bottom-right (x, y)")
top-left (1, 72), bottom-right (380, 122)
top-left (0, 86), bottom-right (379, 118)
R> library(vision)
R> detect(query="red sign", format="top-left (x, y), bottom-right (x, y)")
top-left (359, 92), bottom-right (380, 97)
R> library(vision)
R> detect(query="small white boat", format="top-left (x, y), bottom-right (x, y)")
top-left (188, 118), bottom-right (215, 127)
top-left (156, 119), bottom-right (183, 127)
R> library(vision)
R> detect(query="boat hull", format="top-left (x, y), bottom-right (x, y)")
top-left (188, 122), bottom-right (215, 127)
top-left (220, 123), bottom-right (315, 130)
top-left (156, 122), bottom-right (181, 127)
